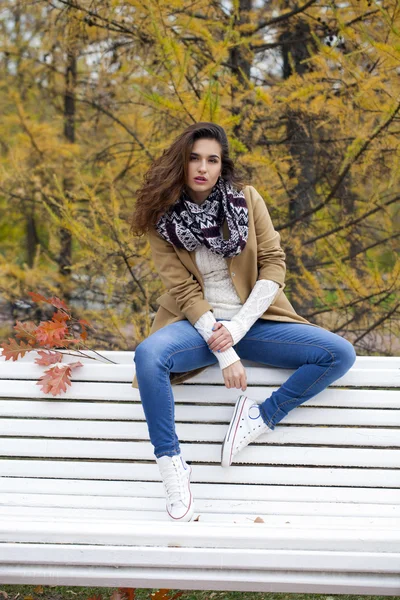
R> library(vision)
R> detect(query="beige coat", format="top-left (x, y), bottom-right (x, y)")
top-left (132, 185), bottom-right (324, 389)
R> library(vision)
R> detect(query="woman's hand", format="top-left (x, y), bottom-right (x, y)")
top-left (207, 321), bottom-right (233, 352)
top-left (207, 322), bottom-right (247, 391)
top-left (222, 360), bottom-right (247, 391)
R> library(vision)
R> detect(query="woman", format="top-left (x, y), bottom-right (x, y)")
top-left (130, 122), bottom-right (356, 523)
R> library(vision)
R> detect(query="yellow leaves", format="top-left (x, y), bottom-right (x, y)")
top-left (229, 137), bottom-right (248, 153)
top-left (0, 252), bottom-right (63, 302)
top-left (198, 76), bottom-right (221, 121)
top-left (138, 88), bottom-right (184, 113)
top-left (340, 136), bottom-right (367, 169)
top-left (299, 261), bottom-right (324, 300)
top-left (0, 0), bottom-right (398, 351)
top-left (255, 88), bottom-right (273, 107)
top-left (369, 41), bottom-right (400, 67)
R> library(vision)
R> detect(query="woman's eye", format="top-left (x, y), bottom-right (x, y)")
top-left (190, 157), bottom-right (217, 162)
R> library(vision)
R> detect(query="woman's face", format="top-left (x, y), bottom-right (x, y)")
top-left (186, 138), bottom-right (222, 204)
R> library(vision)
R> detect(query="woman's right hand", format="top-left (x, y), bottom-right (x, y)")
top-left (222, 360), bottom-right (247, 391)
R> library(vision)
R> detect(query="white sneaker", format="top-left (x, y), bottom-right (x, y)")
top-left (221, 395), bottom-right (273, 468)
top-left (156, 454), bottom-right (194, 521)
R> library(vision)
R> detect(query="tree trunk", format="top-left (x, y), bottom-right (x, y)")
top-left (59, 41), bottom-right (77, 301)
top-left (279, 18), bottom-right (319, 313)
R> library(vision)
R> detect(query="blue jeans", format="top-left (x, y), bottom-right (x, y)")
top-left (134, 318), bottom-right (357, 459)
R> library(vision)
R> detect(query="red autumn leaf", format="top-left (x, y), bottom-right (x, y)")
top-left (78, 318), bottom-right (91, 327)
top-left (36, 320), bottom-right (69, 346)
top-left (14, 320), bottom-right (38, 345)
top-left (65, 360), bottom-right (83, 371)
top-left (28, 291), bottom-right (49, 303)
top-left (35, 350), bottom-right (64, 366)
top-left (1, 338), bottom-right (32, 361)
top-left (28, 291), bottom-right (70, 313)
top-left (47, 296), bottom-right (70, 312)
top-left (36, 361), bottom-right (83, 396)
top-left (58, 337), bottom-right (82, 346)
top-left (52, 310), bottom-right (70, 323)
top-left (76, 318), bottom-right (91, 341)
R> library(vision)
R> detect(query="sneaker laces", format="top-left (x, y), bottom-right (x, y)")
top-left (236, 406), bottom-right (269, 451)
top-left (160, 457), bottom-right (186, 505)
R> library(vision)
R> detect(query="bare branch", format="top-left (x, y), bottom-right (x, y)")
top-left (277, 99), bottom-right (400, 231)
top-left (304, 195), bottom-right (400, 246)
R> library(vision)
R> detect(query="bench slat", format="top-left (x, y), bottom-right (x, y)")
top-left (1, 517), bottom-right (399, 552)
top-left (6, 419), bottom-right (400, 448)
top-left (3, 350), bottom-right (398, 367)
top-left (0, 459), bottom-right (399, 488)
top-left (0, 403), bottom-right (400, 428)
top-left (0, 564), bottom-right (399, 595)
top-left (1, 386), bottom-right (400, 408)
top-left (1, 564), bottom-right (399, 595)
top-left (0, 350), bottom-right (137, 364)
top-left (2, 493), bottom-right (400, 517)
top-left (1, 360), bottom-right (399, 386)
top-left (1, 543), bottom-right (400, 574)
top-left (2, 506), bottom-right (400, 531)
top-left (2, 478), bottom-right (399, 504)
top-left (1, 438), bottom-right (400, 468)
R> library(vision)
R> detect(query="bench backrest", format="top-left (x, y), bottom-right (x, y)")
top-left (1, 351), bottom-right (399, 515)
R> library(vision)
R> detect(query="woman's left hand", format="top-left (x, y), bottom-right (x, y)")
top-left (207, 322), bottom-right (234, 352)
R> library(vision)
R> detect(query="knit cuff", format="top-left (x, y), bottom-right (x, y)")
top-left (215, 346), bottom-right (241, 370)
top-left (193, 310), bottom-right (241, 371)
top-left (218, 319), bottom-right (247, 346)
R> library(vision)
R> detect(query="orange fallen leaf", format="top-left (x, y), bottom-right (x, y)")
top-left (37, 361), bottom-right (83, 396)
top-left (1, 338), bottom-right (31, 361)
top-left (35, 350), bottom-right (64, 366)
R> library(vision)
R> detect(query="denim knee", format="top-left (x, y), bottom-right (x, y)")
top-left (134, 337), bottom-right (171, 374)
top-left (336, 339), bottom-right (357, 376)
top-left (133, 339), bottom-right (153, 366)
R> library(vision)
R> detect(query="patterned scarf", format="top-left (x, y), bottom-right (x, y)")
top-left (154, 176), bottom-right (249, 258)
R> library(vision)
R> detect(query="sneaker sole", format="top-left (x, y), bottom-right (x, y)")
top-left (221, 394), bottom-right (247, 468)
top-left (166, 464), bottom-right (195, 522)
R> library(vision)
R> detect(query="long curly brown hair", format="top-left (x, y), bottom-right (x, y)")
top-left (129, 122), bottom-right (248, 238)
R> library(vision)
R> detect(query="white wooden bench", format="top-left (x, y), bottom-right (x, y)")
top-left (0, 350), bottom-right (399, 595)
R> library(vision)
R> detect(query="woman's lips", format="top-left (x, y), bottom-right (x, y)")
top-left (194, 178), bottom-right (207, 183)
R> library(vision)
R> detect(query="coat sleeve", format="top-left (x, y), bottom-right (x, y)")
top-left (148, 226), bottom-right (214, 326)
top-left (251, 186), bottom-right (286, 291)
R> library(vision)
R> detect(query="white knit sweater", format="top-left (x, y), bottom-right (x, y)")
top-left (193, 241), bottom-right (279, 370)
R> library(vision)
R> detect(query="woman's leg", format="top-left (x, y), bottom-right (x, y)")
top-left (134, 319), bottom-right (218, 458)
top-left (235, 320), bottom-right (357, 430)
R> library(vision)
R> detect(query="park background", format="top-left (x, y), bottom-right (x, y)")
top-left (1, 1), bottom-right (400, 599)
top-left (0, 0), bottom-right (399, 366)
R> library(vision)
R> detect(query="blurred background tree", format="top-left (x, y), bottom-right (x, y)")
top-left (0, 0), bottom-right (398, 355)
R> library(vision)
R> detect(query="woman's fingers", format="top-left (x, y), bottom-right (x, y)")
top-left (215, 341), bottom-right (233, 352)
top-left (210, 336), bottom-right (229, 351)
top-left (209, 331), bottom-right (224, 350)
top-left (208, 324), bottom-right (233, 351)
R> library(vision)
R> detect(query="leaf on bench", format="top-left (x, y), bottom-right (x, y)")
top-left (37, 361), bottom-right (83, 396)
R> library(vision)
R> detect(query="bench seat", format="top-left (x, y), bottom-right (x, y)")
top-left (0, 351), bottom-right (399, 594)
